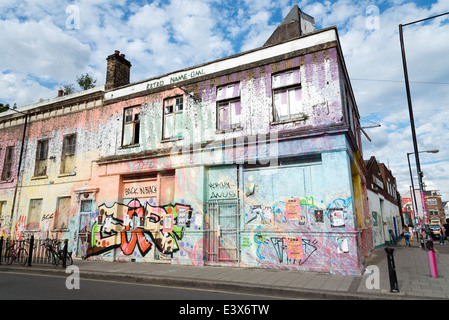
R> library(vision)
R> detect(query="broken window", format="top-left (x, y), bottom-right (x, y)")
top-left (163, 96), bottom-right (183, 139)
top-left (1, 146), bottom-right (14, 181)
top-left (272, 69), bottom-right (303, 122)
top-left (122, 106), bottom-right (140, 146)
top-left (216, 83), bottom-right (241, 131)
top-left (60, 134), bottom-right (76, 174)
top-left (34, 139), bottom-right (49, 177)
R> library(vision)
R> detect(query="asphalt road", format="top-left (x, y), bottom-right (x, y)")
top-left (0, 270), bottom-right (295, 301)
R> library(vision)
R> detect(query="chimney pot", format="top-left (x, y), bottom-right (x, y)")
top-left (120, 54), bottom-right (125, 58)
top-left (115, 50), bottom-right (120, 55)
top-left (58, 89), bottom-right (63, 97)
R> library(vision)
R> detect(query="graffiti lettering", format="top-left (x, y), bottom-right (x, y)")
top-left (124, 185), bottom-right (157, 196)
top-left (86, 199), bottom-right (192, 259)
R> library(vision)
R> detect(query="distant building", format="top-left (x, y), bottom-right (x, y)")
top-left (364, 156), bottom-right (402, 248)
top-left (424, 190), bottom-right (445, 224)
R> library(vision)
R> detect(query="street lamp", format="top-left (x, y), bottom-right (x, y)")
top-left (399, 12), bottom-right (449, 226)
top-left (407, 149), bottom-right (439, 223)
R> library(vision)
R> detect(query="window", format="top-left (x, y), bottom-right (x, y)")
top-left (163, 96), bottom-right (183, 139)
top-left (1, 147), bottom-right (14, 181)
top-left (27, 199), bottom-right (42, 230)
top-left (60, 134), bottom-right (76, 174)
top-left (216, 83), bottom-right (241, 131)
top-left (80, 199), bottom-right (93, 213)
top-left (122, 106), bottom-right (140, 146)
top-left (54, 197), bottom-right (71, 229)
top-left (35, 139), bottom-right (49, 177)
top-left (271, 69), bottom-right (303, 122)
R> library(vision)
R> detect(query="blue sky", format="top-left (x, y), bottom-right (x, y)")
top-left (1, 0), bottom-right (449, 201)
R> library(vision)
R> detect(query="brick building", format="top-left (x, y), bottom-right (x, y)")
top-left (0, 6), bottom-right (370, 275)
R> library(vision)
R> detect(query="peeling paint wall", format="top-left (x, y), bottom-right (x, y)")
top-left (0, 30), bottom-right (368, 275)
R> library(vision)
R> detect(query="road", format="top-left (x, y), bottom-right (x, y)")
top-left (0, 270), bottom-right (298, 301)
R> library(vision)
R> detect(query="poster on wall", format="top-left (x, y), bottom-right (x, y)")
top-left (329, 208), bottom-right (345, 227)
top-left (286, 236), bottom-right (303, 260)
top-left (315, 210), bottom-right (324, 223)
top-left (177, 207), bottom-right (187, 227)
top-left (163, 214), bottom-right (174, 233)
top-left (372, 211), bottom-right (378, 227)
top-left (285, 197), bottom-right (301, 220)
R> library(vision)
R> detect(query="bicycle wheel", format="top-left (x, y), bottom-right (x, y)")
top-left (5, 249), bottom-right (14, 265)
top-left (18, 248), bottom-right (28, 266)
top-left (46, 249), bottom-right (57, 265)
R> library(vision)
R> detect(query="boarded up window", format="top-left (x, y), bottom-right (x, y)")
top-left (122, 106), bottom-right (140, 146)
top-left (163, 96), bottom-right (183, 139)
top-left (34, 139), bottom-right (48, 177)
top-left (0, 201), bottom-right (6, 229)
top-left (160, 173), bottom-right (175, 205)
top-left (27, 199), bottom-right (42, 230)
top-left (54, 197), bottom-right (71, 229)
top-left (60, 134), bottom-right (76, 174)
top-left (1, 146), bottom-right (14, 180)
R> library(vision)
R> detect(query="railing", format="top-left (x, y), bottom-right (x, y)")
top-left (0, 236), bottom-right (70, 268)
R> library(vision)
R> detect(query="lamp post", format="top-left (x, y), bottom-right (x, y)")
top-left (399, 12), bottom-right (449, 226)
top-left (407, 149), bottom-right (439, 223)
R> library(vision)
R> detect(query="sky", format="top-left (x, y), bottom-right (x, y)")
top-left (1, 0), bottom-right (449, 201)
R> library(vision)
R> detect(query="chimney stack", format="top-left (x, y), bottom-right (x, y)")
top-left (58, 89), bottom-right (64, 97)
top-left (264, 6), bottom-right (315, 47)
top-left (105, 50), bottom-right (132, 90)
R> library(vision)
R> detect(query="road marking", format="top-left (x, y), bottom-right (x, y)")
top-left (0, 270), bottom-right (301, 300)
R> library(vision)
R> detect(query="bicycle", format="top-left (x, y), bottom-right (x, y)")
top-left (4, 240), bottom-right (28, 266)
top-left (43, 238), bottom-right (73, 266)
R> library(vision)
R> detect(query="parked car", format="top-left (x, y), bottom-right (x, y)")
top-left (428, 224), bottom-right (441, 240)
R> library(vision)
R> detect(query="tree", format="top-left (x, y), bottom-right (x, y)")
top-left (0, 102), bottom-right (17, 113)
top-left (61, 84), bottom-right (75, 95)
top-left (59, 73), bottom-right (97, 96)
top-left (76, 73), bottom-right (97, 90)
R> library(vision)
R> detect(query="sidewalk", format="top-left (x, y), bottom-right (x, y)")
top-left (1, 237), bottom-right (448, 300)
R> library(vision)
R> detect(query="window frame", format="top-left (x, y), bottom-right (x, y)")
top-left (34, 139), bottom-right (49, 177)
top-left (271, 68), bottom-right (304, 123)
top-left (216, 82), bottom-right (242, 132)
top-left (162, 96), bottom-right (184, 140)
top-left (122, 106), bottom-right (141, 147)
top-left (60, 134), bottom-right (77, 174)
top-left (1, 146), bottom-right (14, 181)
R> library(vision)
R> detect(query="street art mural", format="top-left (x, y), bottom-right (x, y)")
top-left (85, 199), bottom-right (192, 260)
top-left (239, 194), bottom-right (359, 274)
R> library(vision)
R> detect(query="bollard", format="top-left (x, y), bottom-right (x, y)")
top-left (425, 237), bottom-right (438, 278)
top-left (420, 234), bottom-right (425, 250)
top-left (384, 247), bottom-right (400, 293)
top-left (62, 239), bottom-right (68, 268)
top-left (27, 235), bottom-right (34, 267)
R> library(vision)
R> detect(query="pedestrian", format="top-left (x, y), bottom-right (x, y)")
top-left (443, 218), bottom-right (449, 242)
top-left (439, 223), bottom-right (446, 245)
top-left (403, 225), bottom-right (410, 247)
top-left (409, 224), bottom-right (414, 241)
